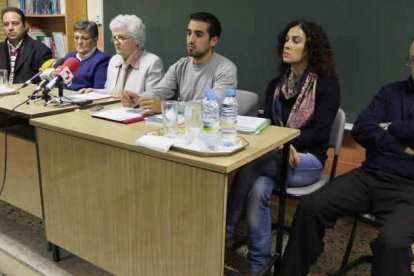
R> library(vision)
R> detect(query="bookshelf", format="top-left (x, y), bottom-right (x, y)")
top-left (19, 0), bottom-right (87, 53)
top-left (0, 0), bottom-right (7, 41)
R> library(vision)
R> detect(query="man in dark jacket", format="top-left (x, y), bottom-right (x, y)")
top-left (279, 39), bottom-right (414, 276)
top-left (0, 7), bottom-right (52, 84)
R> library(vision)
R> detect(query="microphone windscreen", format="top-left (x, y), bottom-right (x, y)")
top-left (62, 57), bottom-right (81, 74)
top-left (40, 59), bottom-right (56, 71)
top-left (52, 57), bottom-right (66, 68)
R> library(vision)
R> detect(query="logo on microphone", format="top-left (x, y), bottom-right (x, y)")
top-left (54, 66), bottom-right (74, 85)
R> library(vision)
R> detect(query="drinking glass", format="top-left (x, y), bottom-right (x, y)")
top-left (0, 69), bottom-right (8, 91)
top-left (184, 101), bottom-right (201, 143)
top-left (162, 101), bottom-right (178, 137)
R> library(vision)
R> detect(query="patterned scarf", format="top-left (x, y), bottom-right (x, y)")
top-left (272, 70), bottom-right (317, 128)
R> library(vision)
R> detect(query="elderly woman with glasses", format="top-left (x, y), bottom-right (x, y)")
top-left (96, 14), bottom-right (163, 97)
top-left (64, 20), bottom-right (110, 92)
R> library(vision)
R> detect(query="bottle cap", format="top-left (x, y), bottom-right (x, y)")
top-left (205, 89), bottom-right (216, 100)
top-left (225, 88), bottom-right (236, 97)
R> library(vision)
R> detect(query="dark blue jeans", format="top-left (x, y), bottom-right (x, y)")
top-left (226, 150), bottom-right (322, 273)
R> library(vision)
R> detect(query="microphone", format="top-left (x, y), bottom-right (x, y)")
top-left (20, 58), bottom-right (56, 88)
top-left (43, 57), bottom-right (80, 94)
top-left (30, 58), bottom-right (66, 98)
top-left (50, 57), bottom-right (66, 69)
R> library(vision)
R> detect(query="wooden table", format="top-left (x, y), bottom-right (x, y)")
top-left (0, 85), bottom-right (118, 218)
top-left (31, 105), bottom-right (299, 275)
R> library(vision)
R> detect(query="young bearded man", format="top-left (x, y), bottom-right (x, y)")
top-left (121, 12), bottom-right (237, 113)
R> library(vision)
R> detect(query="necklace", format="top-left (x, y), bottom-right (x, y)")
top-left (287, 73), bottom-right (297, 92)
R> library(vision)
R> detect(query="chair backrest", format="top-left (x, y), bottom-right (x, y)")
top-left (328, 108), bottom-right (346, 180)
top-left (235, 90), bottom-right (259, 116)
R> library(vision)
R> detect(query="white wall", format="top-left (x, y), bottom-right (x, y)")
top-left (87, 0), bottom-right (104, 50)
top-left (87, 0), bottom-right (103, 24)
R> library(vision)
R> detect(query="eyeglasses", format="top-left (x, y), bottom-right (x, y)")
top-left (74, 36), bottom-right (92, 41)
top-left (405, 58), bottom-right (414, 67)
top-left (111, 36), bottom-right (133, 43)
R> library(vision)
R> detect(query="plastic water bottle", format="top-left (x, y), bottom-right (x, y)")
top-left (221, 89), bottom-right (238, 146)
top-left (201, 89), bottom-right (220, 150)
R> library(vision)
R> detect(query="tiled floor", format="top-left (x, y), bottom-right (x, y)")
top-left (0, 201), bottom-right (112, 276)
top-left (225, 199), bottom-right (375, 275)
top-left (226, 199), bottom-right (414, 275)
top-left (0, 199), bottom-right (411, 276)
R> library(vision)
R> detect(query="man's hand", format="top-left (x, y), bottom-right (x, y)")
top-left (289, 144), bottom-right (300, 168)
top-left (140, 96), bottom-right (162, 114)
top-left (404, 147), bottom-right (414, 156)
top-left (121, 91), bottom-right (140, 108)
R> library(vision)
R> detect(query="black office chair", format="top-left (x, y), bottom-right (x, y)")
top-left (283, 108), bottom-right (346, 198)
top-left (235, 89), bottom-right (260, 116)
top-left (329, 214), bottom-right (378, 275)
top-left (330, 213), bottom-right (414, 276)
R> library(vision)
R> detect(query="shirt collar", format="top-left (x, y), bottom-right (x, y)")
top-left (76, 47), bottom-right (97, 61)
top-left (7, 38), bottom-right (24, 52)
top-left (130, 49), bottom-right (144, 69)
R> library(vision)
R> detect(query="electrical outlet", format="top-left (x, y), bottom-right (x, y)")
top-left (94, 15), bottom-right (102, 25)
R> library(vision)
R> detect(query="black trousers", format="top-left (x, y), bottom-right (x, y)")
top-left (279, 167), bottom-right (414, 276)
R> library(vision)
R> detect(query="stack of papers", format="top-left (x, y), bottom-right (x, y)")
top-left (135, 135), bottom-right (175, 153)
top-left (0, 87), bottom-right (16, 96)
top-left (237, 116), bottom-right (271, 134)
top-left (67, 92), bottom-right (113, 101)
top-left (92, 107), bottom-right (144, 124)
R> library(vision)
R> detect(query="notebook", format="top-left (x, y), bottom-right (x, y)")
top-left (92, 107), bottom-right (144, 124)
top-left (237, 116), bottom-right (271, 134)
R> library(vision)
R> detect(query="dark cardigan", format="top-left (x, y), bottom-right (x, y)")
top-left (352, 80), bottom-right (414, 179)
top-left (264, 74), bottom-right (341, 166)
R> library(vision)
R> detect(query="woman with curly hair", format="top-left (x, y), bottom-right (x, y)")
top-left (225, 20), bottom-right (340, 274)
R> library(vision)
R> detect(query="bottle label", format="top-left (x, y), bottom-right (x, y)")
top-left (221, 117), bottom-right (237, 128)
top-left (203, 120), bottom-right (219, 133)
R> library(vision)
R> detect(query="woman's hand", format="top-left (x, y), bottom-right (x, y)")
top-left (289, 144), bottom-right (300, 168)
top-left (121, 91), bottom-right (140, 107)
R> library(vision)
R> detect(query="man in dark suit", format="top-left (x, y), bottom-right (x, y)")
top-left (0, 7), bottom-right (52, 84)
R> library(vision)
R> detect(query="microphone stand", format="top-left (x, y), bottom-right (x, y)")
top-left (44, 83), bottom-right (70, 107)
top-left (41, 85), bottom-right (52, 105)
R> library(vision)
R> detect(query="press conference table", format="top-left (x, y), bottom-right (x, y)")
top-left (0, 85), bottom-right (118, 218)
top-left (30, 105), bottom-right (299, 275)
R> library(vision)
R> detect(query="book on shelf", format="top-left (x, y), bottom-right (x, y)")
top-left (27, 28), bottom-right (65, 58)
top-left (28, 27), bottom-right (50, 46)
top-left (28, 27), bottom-right (48, 38)
top-left (48, 37), bottom-right (58, 58)
top-left (18, 0), bottom-right (64, 15)
top-left (59, 0), bottom-right (65, 14)
top-left (52, 32), bottom-right (66, 57)
top-left (237, 115), bottom-right (271, 134)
